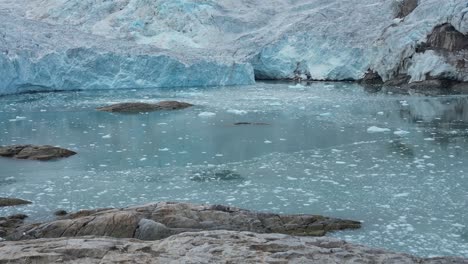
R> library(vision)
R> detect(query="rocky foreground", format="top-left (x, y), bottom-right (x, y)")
top-left (1, 202), bottom-right (467, 263)
top-left (1, 231), bottom-right (467, 264)
top-left (6, 202), bottom-right (360, 240)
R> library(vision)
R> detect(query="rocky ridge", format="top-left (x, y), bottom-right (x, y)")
top-left (7, 202), bottom-right (361, 241)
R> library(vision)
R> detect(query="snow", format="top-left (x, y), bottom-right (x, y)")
top-left (0, 0), bottom-right (467, 95)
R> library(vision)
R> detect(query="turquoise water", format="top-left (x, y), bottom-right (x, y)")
top-left (0, 82), bottom-right (467, 257)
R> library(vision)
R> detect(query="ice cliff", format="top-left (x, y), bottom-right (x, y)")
top-left (0, 0), bottom-right (467, 95)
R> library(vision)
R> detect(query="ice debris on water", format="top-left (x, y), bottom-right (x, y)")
top-left (367, 126), bottom-right (391, 133)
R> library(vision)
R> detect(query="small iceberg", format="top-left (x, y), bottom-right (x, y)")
top-left (198, 112), bottom-right (216, 117)
top-left (367, 126), bottom-right (391, 133)
top-left (394, 130), bottom-right (410, 136)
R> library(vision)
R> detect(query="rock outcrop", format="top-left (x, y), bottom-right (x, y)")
top-left (0, 231), bottom-right (466, 264)
top-left (96, 101), bottom-right (193, 113)
top-left (0, 198), bottom-right (31, 207)
top-left (0, 214), bottom-right (27, 239)
top-left (0, 145), bottom-right (76, 161)
top-left (8, 202), bottom-right (361, 241)
top-left (394, 0), bottom-right (419, 18)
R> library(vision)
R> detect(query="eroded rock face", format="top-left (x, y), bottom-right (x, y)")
top-left (360, 70), bottom-right (384, 85)
top-left (424, 24), bottom-right (468, 52)
top-left (8, 202), bottom-right (360, 241)
top-left (0, 231), bottom-right (466, 264)
top-left (96, 101), bottom-right (193, 113)
top-left (394, 0), bottom-right (419, 18)
top-left (0, 145), bottom-right (76, 161)
top-left (0, 198), bottom-right (31, 207)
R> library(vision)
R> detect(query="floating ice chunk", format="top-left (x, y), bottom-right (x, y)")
top-left (264, 140), bottom-right (272, 144)
top-left (288, 84), bottom-right (305, 89)
top-left (227, 109), bottom-right (248, 115)
top-left (394, 130), bottom-right (410, 136)
top-left (158, 148), bottom-right (170, 151)
top-left (367, 126), bottom-right (390, 133)
top-left (394, 192), bottom-right (410, 198)
top-left (287, 176), bottom-right (298, 180)
top-left (319, 112), bottom-right (332, 117)
top-left (198, 112), bottom-right (216, 117)
top-left (102, 134), bottom-right (111, 139)
top-left (377, 112), bottom-right (384, 115)
top-left (424, 138), bottom-right (435, 141)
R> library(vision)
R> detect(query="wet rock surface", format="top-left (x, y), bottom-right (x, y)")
top-left (0, 214), bottom-right (27, 239)
top-left (0, 198), bottom-right (31, 207)
top-left (0, 145), bottom-right (76, 161)
top-left (8, 202), bottom-right (361, 241)
top-left (0, 231), bottom-right (466, 264)
top-left (96, 101), bottom-right (193, 113)
top-left (233, 122), bottom-right (270, 126)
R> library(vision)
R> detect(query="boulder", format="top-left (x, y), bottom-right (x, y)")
top-left (0, 198), bottom-right (31, 207)
top-left (0, 231), bottom-right (466, 264)
top-left (96, 101), bottom-right (193, 113)
top-left (0, 145), bottom-right (76, 161)
top-left (8, 202), bottom-right (361, 241)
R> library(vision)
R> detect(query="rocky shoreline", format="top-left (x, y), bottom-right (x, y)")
top-left (1, 231), bottom-right (467, 264)
top-left (0, 202), bottom-right (467, 263)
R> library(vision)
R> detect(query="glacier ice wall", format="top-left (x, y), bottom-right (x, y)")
top-left (0, 9), bottom-right (254, 95)
top-left (0, 0), bottom-right (467, 95)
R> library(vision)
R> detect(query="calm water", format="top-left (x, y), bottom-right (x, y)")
top-left (0, 82), bottom-right (467, 257)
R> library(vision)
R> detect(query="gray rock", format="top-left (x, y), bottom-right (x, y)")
top-left (0, 231), bottom-right (466, 264)
top-left (360, 70), bottom-right (383, 86)
top-left (8, 202), bottom-right (360, 241)
top-left (135, 219), bottom-right (175, 241)
top-left (0, 214), bottom-right (27, 238)
top-left (96, 101), bottom-right (193, 113)
top-left (394, 0), bottom-right (418, 18)
top-left (0, 198), bottom-right (31, 207)
top-left (424, 24), bottom-right (468, 52)
top-left (0, 145), bottom-right (76, 161)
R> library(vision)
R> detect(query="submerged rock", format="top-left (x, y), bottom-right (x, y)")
top-left (233, 122), bottom-right (270, 126)
top-left (53, 210), bottom-right (68, 217)
top-left (1, 231), bottom-right (466, 264)
top-left (8, 202), bottom-right (360, 241)
top-left (190, 169), bottom-right (244, 182)
top-left (0, 198), bottom-right (31, 207)
top-left (0, 145), bottom-right (76, 161)
top-left (96, 101), bottom-right (193, 113)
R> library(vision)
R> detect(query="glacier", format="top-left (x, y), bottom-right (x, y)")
top-left (0, 0), bottom-right (467, 95)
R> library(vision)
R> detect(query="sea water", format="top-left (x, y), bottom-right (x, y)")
top-left (0, 82), bottom-right (467, 257)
